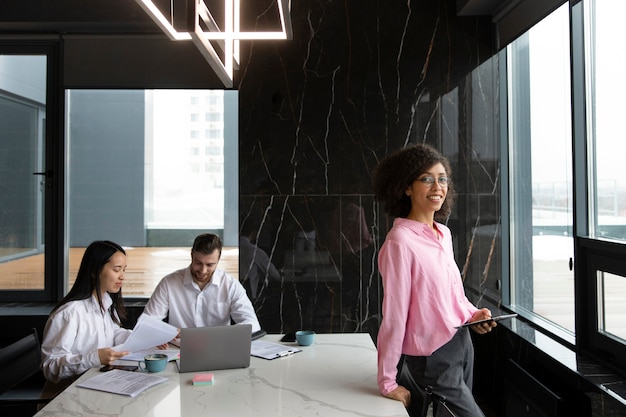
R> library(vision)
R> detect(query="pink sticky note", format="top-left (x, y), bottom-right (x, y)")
top-left (192, 373), bottom-right (214, 385)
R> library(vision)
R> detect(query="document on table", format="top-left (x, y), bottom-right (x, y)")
top-left (251, 340), bottom-right (301, 360)
top-left (121, 348), bottom-right (180, 362)
top-left (77, 369), bottom-right (168, 397)
top-left (114, 314), bottom-right (178, 353)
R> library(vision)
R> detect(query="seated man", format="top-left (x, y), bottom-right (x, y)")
top-left (143, 233), bottom-right (261, 333)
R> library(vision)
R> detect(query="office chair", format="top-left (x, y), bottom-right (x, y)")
top-left (0, 328), bottom-right (53, 416)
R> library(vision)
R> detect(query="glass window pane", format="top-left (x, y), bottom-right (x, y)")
top-left (507, 4), bottom-right (575, 333)
top-left (149, 90), bottom-right (224, 229)
top-left (587, 0), bottom-right (626, 241)
top-left (66, 89), bottom-right (232, 297)
top-left (597, 271), bottom-right (626, 342)
top-left (0, 55), bottom-right (46, 291)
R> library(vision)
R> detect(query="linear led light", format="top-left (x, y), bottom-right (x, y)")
top-left (134, 0), bottom-right (191, 40)
top-left (134, 0), bottom-right (292, 87)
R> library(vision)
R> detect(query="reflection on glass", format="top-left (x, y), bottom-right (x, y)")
top-left (597, 271), bottom-right (626, 342)
top-left (508, 4), bottom-right (575, 332)
top-left (0, 55), bottom-right (46, 290)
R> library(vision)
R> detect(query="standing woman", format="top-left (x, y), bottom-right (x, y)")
top-left (41, 240), bottom-right (132, 394)
top-left (373, 144), bottom-right (495, 417)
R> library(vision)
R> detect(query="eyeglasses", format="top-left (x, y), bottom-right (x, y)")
top-left (416, 176), bottom-right (449, 188)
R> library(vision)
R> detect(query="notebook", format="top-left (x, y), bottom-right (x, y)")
top-left (177, 324), bottom-right (252, 373)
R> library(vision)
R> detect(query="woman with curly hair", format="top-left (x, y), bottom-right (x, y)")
top-left (373, 144), bottom-right (494, 417)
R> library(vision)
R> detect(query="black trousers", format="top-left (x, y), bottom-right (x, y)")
top-left (401, 328), bottom-right (485, 417)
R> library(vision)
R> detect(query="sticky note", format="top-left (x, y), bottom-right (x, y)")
top-left (192, 373), bottom-right (214, 386)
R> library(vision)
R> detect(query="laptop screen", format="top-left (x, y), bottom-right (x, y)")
top-left (177, 324), bottom-right (252, 373)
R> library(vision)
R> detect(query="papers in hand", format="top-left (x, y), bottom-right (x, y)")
top-left (121, 348), bottom-right (180, 362)
top-left (114, 314), bottom-right (178, 353)
top-left (251, 340), bottom-right (301, 360)
top-left (77, 369), bottom-right (167, 397)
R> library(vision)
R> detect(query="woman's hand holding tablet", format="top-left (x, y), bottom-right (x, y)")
top-left (455, 313), bottom-right (518, 328)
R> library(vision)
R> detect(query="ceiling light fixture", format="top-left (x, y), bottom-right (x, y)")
top-left (134, 0), bottom-right (292, 87)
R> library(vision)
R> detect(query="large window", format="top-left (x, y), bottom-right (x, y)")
top-left (586, 0), bottom-right (626, 241)
top-left (66, 90), bottom-right (237, 297)
top-left (505, 0), bottom-right (626, 371)
top-left (506, 3), bottom-right (575, 337)
top-left (0, 58), bottom-right (46, 272)
top-left (0, 50), bottom-right (61, 302)
top-left (146, 90), bottom-right (225, 229)
top-left (576, 0), bottom-right (626, 371)
top-left (0, 44), bottom-right (238, 303)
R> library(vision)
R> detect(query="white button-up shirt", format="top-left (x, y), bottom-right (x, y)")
top-left (41, 293), bottom-right (131, 383)
top-left (143, 266), bottom-right (261, 332)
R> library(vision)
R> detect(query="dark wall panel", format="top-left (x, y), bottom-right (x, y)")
top-left (237, 0), bottom-right (499, 339)
top-left (63, 37), bottom-right (227, 89)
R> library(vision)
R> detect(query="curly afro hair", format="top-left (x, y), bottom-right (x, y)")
top-left (372, 143), bottom-right (454, 221)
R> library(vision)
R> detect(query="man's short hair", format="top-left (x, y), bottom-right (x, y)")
top-left (191, 233), bottom-right (223, 257)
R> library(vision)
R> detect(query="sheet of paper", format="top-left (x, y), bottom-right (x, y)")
top-left (114, 314), bottom-right (178, 353)
top-left (251, 340), bottom-right (301, 360)
top-left (121, 348), bottom-right (180, 362)
top-left (77, 369), bottom-right (167, 397)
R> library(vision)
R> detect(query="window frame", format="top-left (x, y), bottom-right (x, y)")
top-left (501, 2), bottom-right (577, 347)
top-left (0, 42), bottom-right (65, 303)
top-left (0, 54), bottom-right (239, 303)
top-left (501, 0), bottom-right (626, 374)
top-left (573, 0), bottom-right (626, 371)
top-left (576, 237), bottom-right (626, 372)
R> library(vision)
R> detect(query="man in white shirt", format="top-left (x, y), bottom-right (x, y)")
top-left (143, 233), bottom-right (261, 333)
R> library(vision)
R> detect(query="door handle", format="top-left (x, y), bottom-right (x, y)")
top-left (569, 257), bottom-right (573, 271)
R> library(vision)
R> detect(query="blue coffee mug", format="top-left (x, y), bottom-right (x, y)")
top-left (295, 330), bottom-right (315, 346)
top-left (138, 353), bottom-right (168, 373)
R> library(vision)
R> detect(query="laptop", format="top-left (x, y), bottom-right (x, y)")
top-left (177, 324), bottom-right (252, 373)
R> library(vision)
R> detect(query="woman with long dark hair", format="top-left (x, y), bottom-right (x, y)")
top-left (41, 240), bottom-right (132, 390)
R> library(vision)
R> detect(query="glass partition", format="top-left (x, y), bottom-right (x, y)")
top-left (507, 4), bottom-right (575, 333)
top-left (66, 89), bottom-right (237, 296)
top-left (586, 0), bottom-right (626, 241)
top-left (0, 55), bottom-right (47, 291)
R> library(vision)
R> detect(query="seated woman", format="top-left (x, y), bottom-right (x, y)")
top-left (41, 240), bottom-right (133, 395)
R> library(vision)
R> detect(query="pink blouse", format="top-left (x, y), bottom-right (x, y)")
top-left (377, 217), bottom-right (478, 396)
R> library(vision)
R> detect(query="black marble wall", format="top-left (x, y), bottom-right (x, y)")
top-left (237, 0), bottom-right (500, 337)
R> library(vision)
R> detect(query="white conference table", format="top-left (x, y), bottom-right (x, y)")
top-left (35, 333), bottom-right (408, 417)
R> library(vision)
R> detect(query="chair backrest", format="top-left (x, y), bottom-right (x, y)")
top-left (0, 328), bottom-right (41, 394)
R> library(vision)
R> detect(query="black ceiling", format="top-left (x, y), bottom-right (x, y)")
top-left (0, 0), bottom-right (170, 35)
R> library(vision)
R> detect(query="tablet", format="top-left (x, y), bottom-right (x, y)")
top-left (455, 313), bottom-right (518, 328)
top-left (252, 329), bottom-right (267, 340)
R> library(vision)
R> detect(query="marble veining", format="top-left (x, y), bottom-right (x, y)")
top-left (34, 334), bottom-right (408, 417)
top-left (235, 0), bottom-right (626, 415)
top-left (238, 0), bottom-right (497, 342)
